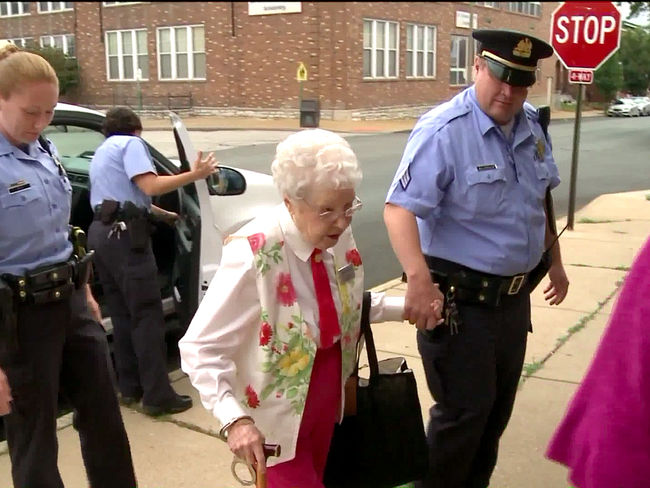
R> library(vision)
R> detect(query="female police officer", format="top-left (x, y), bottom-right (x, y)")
top-left (88, 106), bottom-right (217, 416)
top-left (0, 44), bottom-right (136, 487)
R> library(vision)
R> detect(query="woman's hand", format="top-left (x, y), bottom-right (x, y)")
top-left (227, 418), bottom-right (267, 474)
top-left (0, 367), bottom-right (12, 416)
top-left (192, 151), bottom-right (219, 180)
top-left (85, 284), bottom-right (103, 323)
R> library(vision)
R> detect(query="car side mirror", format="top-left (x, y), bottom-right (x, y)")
top-left (207, 167), bottom-right (247, 196)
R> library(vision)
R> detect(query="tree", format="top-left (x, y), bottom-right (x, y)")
top-left (626, 1), bottom-right (650, 20)
top-left (26, 45), bottom-right (80, 96)
top-left (594, 52), bottom-right (624, 101)
top-left (618, 26), bottom-right (650, 95)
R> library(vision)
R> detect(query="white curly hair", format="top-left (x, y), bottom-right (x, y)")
top-left (271, 128), bottom-right (362, 199)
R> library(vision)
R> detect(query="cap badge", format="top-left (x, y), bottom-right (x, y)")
top-left (513, 38), bottom-right (532, 59)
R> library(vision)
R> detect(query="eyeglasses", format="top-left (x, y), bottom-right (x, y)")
top-left (301, 196), bottom-right (363, 222)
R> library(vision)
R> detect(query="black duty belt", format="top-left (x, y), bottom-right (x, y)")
top-left (424, 255), bottom-right (529, 307)
top-left (93, 203), bottom-right (151, 223)
top-left (2, 252), bottom-right (94, 306)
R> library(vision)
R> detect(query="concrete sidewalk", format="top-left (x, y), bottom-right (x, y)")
top-left (1, 189), bottom-right (647, 487)
top-left (139, 108), bottom-right (604, 133)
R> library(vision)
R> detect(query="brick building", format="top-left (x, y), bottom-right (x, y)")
top-left (1, 1), bottom-right (565, 119)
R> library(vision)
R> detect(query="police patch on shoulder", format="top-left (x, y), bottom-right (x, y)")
top-left (399, 167), bottom-right (411, 190)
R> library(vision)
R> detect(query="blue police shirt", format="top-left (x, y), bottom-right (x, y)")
top-left (89, 135), bottom-right (156, 209)
top-left (0, 132), bottom-right (73, 275)
top-left (386, 85), bottom-right (561, 276)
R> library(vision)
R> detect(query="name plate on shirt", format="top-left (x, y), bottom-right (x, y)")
top-left (337, 264), bottom-right (355, 283)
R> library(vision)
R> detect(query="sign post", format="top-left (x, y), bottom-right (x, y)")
top-left (296, 61), bottom-right (308, 114)
top-left (550, 2), bottom-right (621, 229)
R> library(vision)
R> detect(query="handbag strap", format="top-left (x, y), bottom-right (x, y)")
top-left (358, 291), bottom-right (380, 379)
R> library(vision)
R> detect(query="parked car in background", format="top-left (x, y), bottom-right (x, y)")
top-left (629, 96), bottom-right (650, 116)
top-left (48, 103), bottom-right (281, 337)
top-left (607, 98), bottom-right (641, 117)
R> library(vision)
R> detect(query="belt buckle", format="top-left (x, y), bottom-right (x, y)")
top-left (507, 274), bottom-right (525, 295)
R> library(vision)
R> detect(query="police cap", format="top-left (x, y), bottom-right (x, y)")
top-left (472, 29), bottom-right (554, 87)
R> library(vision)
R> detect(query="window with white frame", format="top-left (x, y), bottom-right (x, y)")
top-left (450, 35), bottom-right (469, 86)
top-left (37, 2), bottom-right (73, 13)
top-left (4, 37), bottom-right (34, 48)
top-left (507, 2), bottom-right (541, 17)
top-left (363, 19), bottom-right (398, 79)
top-left (102, 2), bottom-right (141, 5)
top-left (474, 2), bottom-right (499, 7)
top-left (105, 29), bottom-right (148, 81)
top-left (157, 25), bottom-right (205, 80)
top-left (40, 34), bottom-right (75, 57)
top-left (0, 2), bottom-right (30, 16)
top-left (406, 24), bottom-right (436, 78)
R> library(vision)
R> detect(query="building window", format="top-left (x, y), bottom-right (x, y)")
top-left (450, 35), bottom-right (470, 86)
top-left (406, 24), bottom-right (436, 78)
top-left (157, 25), bottom-right (206, 81)
top-left (363, 19), bottom-right (398, 79)
top-left (102, 1), bottom-right (141, 5)
top-left (3, 37), bottom-right (34, 48)
top-left (0, 2), bottom-right (30, 16)
top-left (37, 2), bottom-right (73, 13)
top-left (40, 34), bottom-right (75, 57)
top-left (106, 29), bottom-right (148, 81)
top-left (474, 2), bottom-right (499, 7)
top-left (507, 2), bottom-right (541, 17)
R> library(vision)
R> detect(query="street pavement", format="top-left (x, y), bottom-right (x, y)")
top-left (2, 109), bottom-right (646, 488)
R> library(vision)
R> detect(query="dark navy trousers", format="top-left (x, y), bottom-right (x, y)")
top-left (1, 287), bottom-right (136, 488)
top-left (88, 220), bottom-right (176, 407)
top-left (415, 290), bottom-right (531, 488)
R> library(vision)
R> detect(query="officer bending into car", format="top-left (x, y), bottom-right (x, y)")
top-left (385, 29), bottom-right (570, 488)
top-left (87, 106), bottom-right (218, 416)
top-left (0, 44), bottom-right (136, 487)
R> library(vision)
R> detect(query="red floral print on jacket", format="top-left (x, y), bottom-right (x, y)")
top-left (245, 385), bottom-right (260, 408)
top-left (345, 248), bottom-right (362, 266)
top-left (247, 233), bottom-right (266, 253)
top-left (259, 321), bottom-right (272, 346)
top-left (276, 272), bottom-right (297, 306)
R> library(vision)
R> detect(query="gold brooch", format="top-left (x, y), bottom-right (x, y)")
top-left (513, 38), bottom-right (532, 59)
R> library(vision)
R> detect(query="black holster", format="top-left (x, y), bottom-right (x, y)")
top-left (122, 201), bottom-right (152, 252)
top-left (99, 199), bottom-right (119, 224)
top-left (527, 249), bottom-right (552, 292)
top-left (73, 251), bottom-right (94, 289)
top-left (0, 277), bottom-right (18, 359)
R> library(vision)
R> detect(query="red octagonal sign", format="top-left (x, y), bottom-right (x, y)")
top-left (551, 1), bottom-right (621, 70)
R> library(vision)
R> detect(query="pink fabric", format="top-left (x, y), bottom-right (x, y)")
top-left (267, 342), bottom-right (342, 488)
top-left (546, 236), bottom-right (650, 488)
top-left (310, 249), bottom-right (341, 349)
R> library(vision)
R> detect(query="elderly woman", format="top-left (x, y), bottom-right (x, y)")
top-left (179, 129), bottom-right (409, 487)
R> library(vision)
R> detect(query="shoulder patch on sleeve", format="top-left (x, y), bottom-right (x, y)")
top-left (399, 166), bottom-right (411, 190)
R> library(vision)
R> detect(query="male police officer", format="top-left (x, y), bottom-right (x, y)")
top-left (384, 29), bottom-right (570, 488)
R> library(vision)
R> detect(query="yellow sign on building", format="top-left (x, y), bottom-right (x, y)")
top-left (296, 62), bottom-right (308, 81)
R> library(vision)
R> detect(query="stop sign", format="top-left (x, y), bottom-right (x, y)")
top-left (550, 2), bottom-right (621, 70)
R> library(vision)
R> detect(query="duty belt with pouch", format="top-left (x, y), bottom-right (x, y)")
top-left (96, 200), bottom-right (153, 252)
top-left (425, 256), bottom-right (528, 308)
top-left (2, 254), bottom-right (94, 306)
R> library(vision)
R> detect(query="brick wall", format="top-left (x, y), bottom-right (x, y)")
top-left (0, 1), bottom-right (561, 118)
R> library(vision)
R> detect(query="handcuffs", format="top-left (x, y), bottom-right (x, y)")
top-left (231, 443), bottom-right (281, 486)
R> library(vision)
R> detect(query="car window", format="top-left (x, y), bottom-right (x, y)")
top-left (42, 125), bottom-right (106, 174)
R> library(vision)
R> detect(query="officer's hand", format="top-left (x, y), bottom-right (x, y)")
top-left (544, 263), bottom-right (569, 306)
top-left (193, 151), bottom-right (219, 180)
top-left (0, 367), bottom-right (12, 416)
top-left (403, 271), bottom-right (444, 330)
top-left (161, 210), bottom-right (180, 226)
top-left (227, 418), bottom-right (267, 474)
top-left (85, 285), bottom-right (103, 323)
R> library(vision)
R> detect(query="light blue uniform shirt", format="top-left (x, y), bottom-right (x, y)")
top-left (386, 86), bottom-right (561, 276)
top-left (0, 132), bottom-right (73, 275)
top-left (89, 135), bottom-right (156, 209)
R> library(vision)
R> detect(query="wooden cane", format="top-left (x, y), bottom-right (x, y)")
top-left (256, 443), bottom-right (281, 488)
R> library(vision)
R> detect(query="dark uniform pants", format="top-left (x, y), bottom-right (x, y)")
top-left (88, 220), bottom-right (176, 406)
top-left (415, 291), bottom-right (530, 488)
top-left (1, 287), bottom-right (136, 488)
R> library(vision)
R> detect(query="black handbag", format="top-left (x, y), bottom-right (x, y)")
top-left (324, 292), bottom-right (429, 488)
